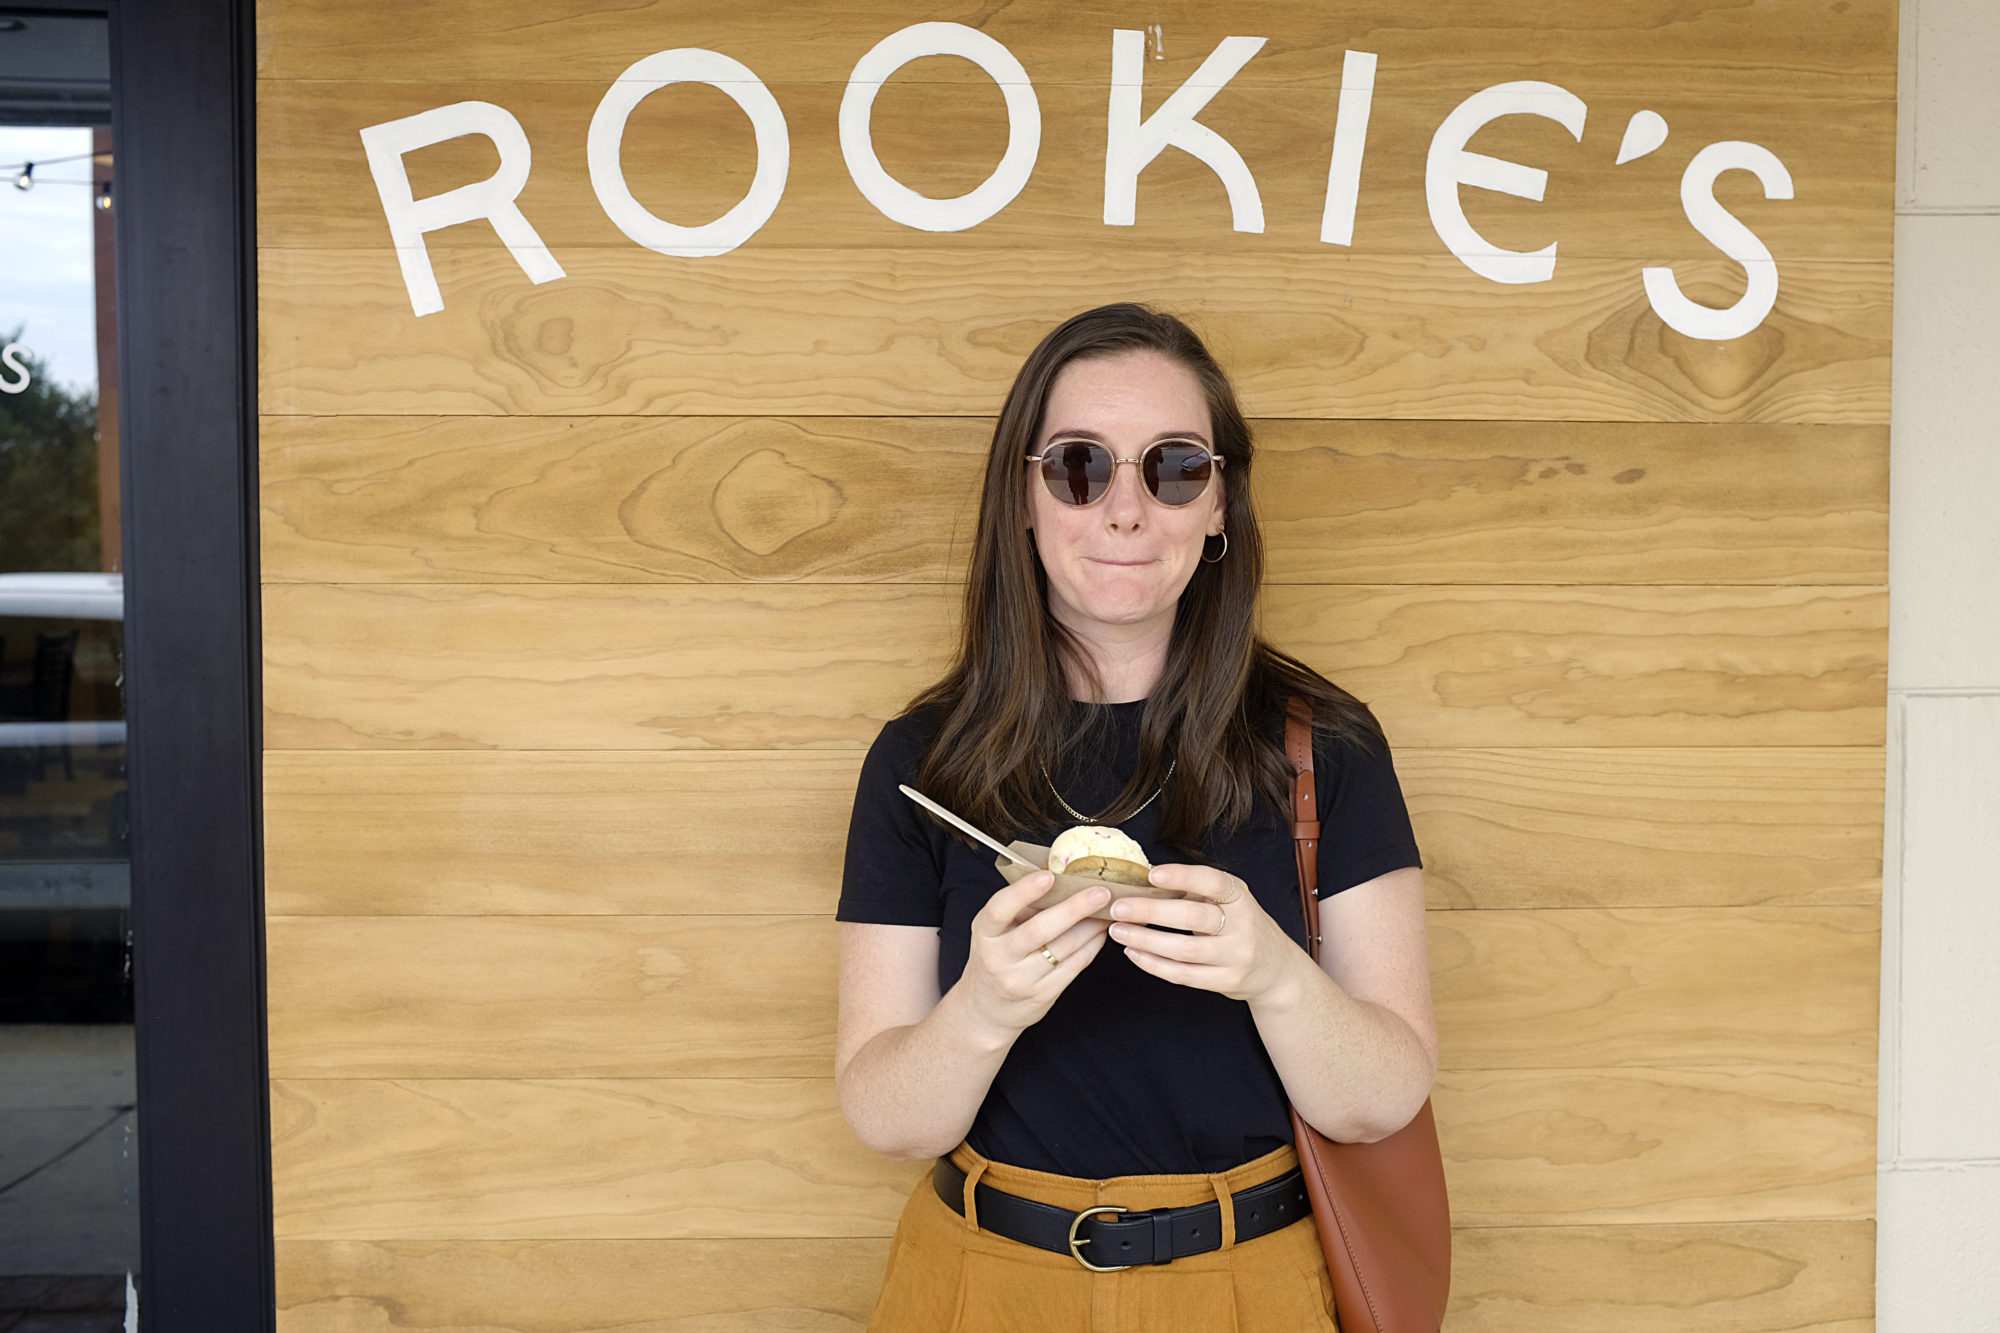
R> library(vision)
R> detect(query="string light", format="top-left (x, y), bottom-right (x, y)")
top-left (0, 152), bottom-right (113, 201)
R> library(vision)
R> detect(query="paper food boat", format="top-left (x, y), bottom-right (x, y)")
top-left (993, 841), bottom-right (1197, 921)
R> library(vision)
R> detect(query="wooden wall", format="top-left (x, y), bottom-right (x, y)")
top-left (256, 1), bottom-right (1892, 1327)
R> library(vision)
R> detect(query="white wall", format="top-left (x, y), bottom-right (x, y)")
top-left (1879, 0), bottom-right (2000, 1324)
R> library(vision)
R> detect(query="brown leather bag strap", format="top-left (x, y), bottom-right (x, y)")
top-left (1285, 695), bottom-right (1323, 957)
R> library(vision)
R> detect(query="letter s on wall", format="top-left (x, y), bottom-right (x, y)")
top-left (1642, 141), bottom-right (1794, 341)
top-left (0, 343), bottom-right (29, 394)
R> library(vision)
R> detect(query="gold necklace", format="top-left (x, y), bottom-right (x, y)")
top-left (1041, 758), bottom-right (1176, 824)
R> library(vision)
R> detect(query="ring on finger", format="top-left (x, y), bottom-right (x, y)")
top-left (1210, 907), bottom-right (1227, 936)
top-left (1040, 946), bottom-right (1060, 967)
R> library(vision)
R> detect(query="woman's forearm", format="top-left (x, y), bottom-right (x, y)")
top-left (837, 979), bottom-right (1021, 1161)
top-left (1248, 950), bottom-right (1436, 1142)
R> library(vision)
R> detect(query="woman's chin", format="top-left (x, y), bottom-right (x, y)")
top-left (1060, 592), bottom-right (1176, 630)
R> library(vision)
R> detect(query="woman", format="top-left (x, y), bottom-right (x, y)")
top-left (834, 304), bottom-right (1435, 1331)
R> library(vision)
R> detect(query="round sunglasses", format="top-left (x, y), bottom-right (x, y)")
top-left (1024, 437), bottom-right (1224, 508)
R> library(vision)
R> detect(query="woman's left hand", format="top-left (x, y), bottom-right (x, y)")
top-left (1108, 863), bottom-right (1301, 1004)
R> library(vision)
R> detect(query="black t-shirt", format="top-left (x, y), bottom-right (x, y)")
top-left (836, 696), bottom-right (1422, 1179)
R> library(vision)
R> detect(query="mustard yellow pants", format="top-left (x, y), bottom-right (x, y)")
top-left (866, 1140), bottom-right (1341, 1332)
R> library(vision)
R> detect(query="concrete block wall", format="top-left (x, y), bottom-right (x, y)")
top-left (1879, 0), bottom-right (2000, 1323)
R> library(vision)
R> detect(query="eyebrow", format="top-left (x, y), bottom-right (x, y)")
top-left (1041, 428), bottom-right (1213, 446)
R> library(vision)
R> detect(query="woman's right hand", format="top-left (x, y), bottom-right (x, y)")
top-left (958, 872), bottom-right (1113, 1037)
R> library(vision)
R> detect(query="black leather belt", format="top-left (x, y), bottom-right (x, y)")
top-left (932, 1155), bottom-right (1311, 1271)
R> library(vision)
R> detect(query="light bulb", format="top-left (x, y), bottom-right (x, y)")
top-left (12, 163), bottom-right (31, 191)
top-left (95, 181), bottom-right (112, 211)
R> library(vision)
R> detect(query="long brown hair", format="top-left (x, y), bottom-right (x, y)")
top-left (910, 303), bottom-right (1385, 850)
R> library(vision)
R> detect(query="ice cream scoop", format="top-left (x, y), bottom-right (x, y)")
top-left (1047, 825), bottom-right (1153, 886)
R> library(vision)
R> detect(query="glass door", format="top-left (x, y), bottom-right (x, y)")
top-left (0, 9), bottom-right (136, 1329)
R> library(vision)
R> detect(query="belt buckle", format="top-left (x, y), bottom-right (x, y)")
top-left (1067, 1204), bottom-right (1131, 1271)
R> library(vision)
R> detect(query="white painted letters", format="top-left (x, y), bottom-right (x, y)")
top-left (1319, 50), bottom-right (1378, 246)
top-left (1104, 29), bottom-right (1266, 233)
top-left (1642, 141), bottom-right (1793, 341)
top-left (353, 37), bottom-right (1799, 342)
top-left (1426, 81), bottom-right (1589, 284)
top-left (1616, 110), bottom-right (1669, 165)
top-left (0, 343), bottom-right (29, 395)
top-left (359, 101), bottom-right (565, 318)
top-left (840, 23), bottom-right (1040, 232)
top-left (589, 48), bottom-right (791, 258)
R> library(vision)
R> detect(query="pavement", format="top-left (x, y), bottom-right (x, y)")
top-left (0, 1025), bottom-right (136, 1330)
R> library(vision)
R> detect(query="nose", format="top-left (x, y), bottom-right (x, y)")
top-left (1100, 457), bottom-right (1148, 526)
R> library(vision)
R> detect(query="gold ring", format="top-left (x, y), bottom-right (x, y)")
top-left (1041, 946), bottom-right (1060, 967)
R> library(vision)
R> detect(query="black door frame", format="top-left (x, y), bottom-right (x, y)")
top-left (112, 0), bottom-right (273, 1326)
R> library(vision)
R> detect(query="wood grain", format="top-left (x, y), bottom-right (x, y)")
top-left (266, 1066), bottom-right (1871, 1238)
top-left (1399, 747), bottom-right (1885, 909)
top-left (1265, 583), bottom-right (1885, 749)
top-left (258, 415), bottom-right (1888, 586)
top-left (1436, 1064), bottom-right (1875, 1227)
top-left (267, 1077), bottom-right (927, 1241)
top-left (259, 583), bottom-right (1885, 751)
top-left (1446, 1220), bottom-right (1874, 1333)
top-left (263, 908), bottom-right (1874, 1077)
top-left (260, 746), bottom-right (1884, 917)
top-left (260, 416), bottom-right (988, 585)
top-left (255, 0), bottom-right (1894, 1319)
top-left (259, 583), bottom-right (958, 751)
top-left (266, 915), bottom-right (843, 1078)
top-left (259, 78), bottom-right (1891, 260)
top-left (1428, 907), bottom-right (1878, 1071)
top-left (273, 1222), bottom-right (1875, 1333)
top-left (262, 750), bottom-right (864, 916)
top-left (257, 248), bottom-right (1893, 424)
top-left (254, 0), bottom-right (1896, 99)
top-left (275, 1237), bottom-right (893, 1332)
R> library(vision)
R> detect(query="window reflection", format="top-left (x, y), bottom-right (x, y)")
top-left (0, 9), bottom-right (137, 1325)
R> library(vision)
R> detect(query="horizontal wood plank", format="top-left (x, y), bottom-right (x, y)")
top-left (1438, 1065), bottom-right (1875, 1227)
top-left (1265, 584), bottom-right (1885, 749)
top-left (264, 908), bottom-right (1876, 1077)
top-left (266, 1066), bottom-right (1873, 1238)
top-left (260, 584), bottom-right (1886, 751)
top-left (1400, 747), bottom-right (1885, 909)
top-left (254, 0), bottom-right (1895, 99)
top-left (1446, 1220), bottom-right (1874, 1333)
top-left (258, 416), bottom-right (1889, 586)
top-left (261, 746), bottom-right (1884, 917)
top-left (267, 1077), bottom-right (926, 1240)
top-left (1427, 907), bottom-right (1878, 1071)
top-left (267, 915), bottom-right (842, 1078)
top-left (262, 750), bottom-right (863, 916)
top-left (259, 79), bottom-right (1890, 261)
top-left (274, 1236), bottom-right (893, 1331)
top-left (273, 1221), bottom-right (1875, 1332)
top-left (257, 248), bottom-right (1892, 423)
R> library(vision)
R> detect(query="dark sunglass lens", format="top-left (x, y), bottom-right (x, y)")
top-left (1042, 441), bottom-right (1111, 505)
top-left (1147, 443), bottom-right (1214, 505)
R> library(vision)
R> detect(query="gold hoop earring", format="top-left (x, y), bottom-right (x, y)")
top-left (1201, 530), bottom-right (1228, 564)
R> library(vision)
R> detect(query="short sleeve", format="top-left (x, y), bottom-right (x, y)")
top-left (1314, 727), bottom-right (1423, 898)
top-left (835, 713), bottom-right (951, 926)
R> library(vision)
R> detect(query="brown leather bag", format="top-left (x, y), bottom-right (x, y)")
top-left (1284, 696), bottom-right (1452, 1332)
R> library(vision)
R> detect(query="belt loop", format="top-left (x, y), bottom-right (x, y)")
top-left (1207, 1172), bottom-right (1238, 1251)
top-left (960, 1159), bottom-right (988, 1233)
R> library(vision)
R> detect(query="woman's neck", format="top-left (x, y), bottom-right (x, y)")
top-left (1060, 614), bottom-right (1173, 703)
